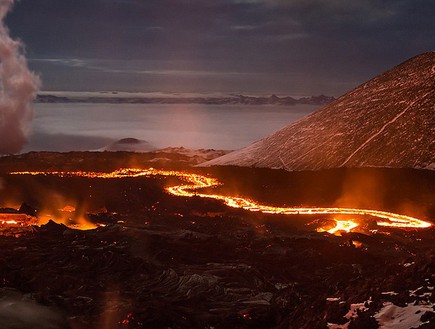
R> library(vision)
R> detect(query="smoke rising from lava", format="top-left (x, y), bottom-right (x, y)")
top-left (0, 0), bottom-right (40, 154)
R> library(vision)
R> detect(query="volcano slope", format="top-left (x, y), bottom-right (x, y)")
top-left (203, 52), bottom-right (435, 170)
top-left (0, 152), bottom-right (434, 328)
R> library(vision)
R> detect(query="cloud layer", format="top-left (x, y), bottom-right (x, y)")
top-left (6, 0), bottom-right (435, 95)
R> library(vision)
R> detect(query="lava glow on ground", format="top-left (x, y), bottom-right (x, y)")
top-left (8, 168), bottom-right (433, 233)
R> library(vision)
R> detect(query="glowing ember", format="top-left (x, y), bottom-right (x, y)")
top-left (59, 205), bottom-right (76, 213)
top-left (0, 214), bottom-right (38, 228)
top-left (37, 212), bottom-right (101, 231)
top-left (318, 219), bottom-right (360, 235)
top-left (9, 168), bottom-right (433, 231)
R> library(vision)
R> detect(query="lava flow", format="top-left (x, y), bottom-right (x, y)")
top-left (0, 213), bottom-right (38, 235)
top-left (318, 220), bottom-right (360, 235)
top-left (9, 168), bottom-right (433, 232)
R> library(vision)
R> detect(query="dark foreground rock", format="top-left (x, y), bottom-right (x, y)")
top-left (0, 154), bottom-right (433, 328)
top-left (0, 209), bottom-right (433, 328)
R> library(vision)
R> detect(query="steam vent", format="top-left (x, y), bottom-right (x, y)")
top-left (203, 52), bottom-right (435, 170)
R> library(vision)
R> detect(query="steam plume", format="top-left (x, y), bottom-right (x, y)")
top-left (0, 0), bottom-right (40, 154)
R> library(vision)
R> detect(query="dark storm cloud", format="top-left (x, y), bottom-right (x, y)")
top-left (6, 0), bottom-right (435, 95)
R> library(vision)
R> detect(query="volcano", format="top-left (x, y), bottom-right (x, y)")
top-left (203, 52), bottom-right (435, 170)
top-left (101, 138), bottom-right (156, 152)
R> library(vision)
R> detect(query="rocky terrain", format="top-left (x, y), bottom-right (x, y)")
top-left (0, 152), bottom-right (433, 328)
top-left (0, 148), bottom-right (229, 171)
top-left (204, 52), bottom-right (435, 170)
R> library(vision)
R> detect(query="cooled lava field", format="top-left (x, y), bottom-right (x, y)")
top-left (0, 152), bottom-right (433, 329)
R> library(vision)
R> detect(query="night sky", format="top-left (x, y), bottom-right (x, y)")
top-left (6, 0), bottom-right (435, 96)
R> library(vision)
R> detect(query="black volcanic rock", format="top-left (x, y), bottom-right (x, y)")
top-left (0, 289), bottom-right (69, 329)
top-left (102, 138), bottom-right (156, 152)
top-left (18, 203), bottom-right (38, 216)
top-left (203, 52), bottom-right (435, 170)
top-left (36, 94), bottom-right (70, 103)
top-left (0, 157), bottom-right (433, 328)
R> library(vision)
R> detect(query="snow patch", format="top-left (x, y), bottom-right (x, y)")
top-left (344, 302), bottom-right (370, 319)
top-left (374, 301), bottom-right (434, 329)
top-left (327, 322), bottom-right (349, 329)
top-left (326, 297), bottom-right (341, 302)
top-left (381, 291), bottom-right (399, 296)
top-left (410, 286), bottom-right (425, 297)
top-left (327, 298), bottom-right (372, 329)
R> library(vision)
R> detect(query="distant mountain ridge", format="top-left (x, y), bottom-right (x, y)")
top-left (202, 52), bottom-right (435, 170)
top-left (35, 93), bottom-right (335, 106)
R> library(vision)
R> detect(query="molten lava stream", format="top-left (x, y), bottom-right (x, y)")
top-left (9, 168), bottom-right (433, 232)
top-left (318, 219), bottom-right (360, 235)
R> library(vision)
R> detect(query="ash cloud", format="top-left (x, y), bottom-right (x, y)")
top-left (0, 0), bottom-right (40, 154)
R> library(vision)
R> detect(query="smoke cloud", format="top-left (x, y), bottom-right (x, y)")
top-left (0, 0), bottom-right (40, 154)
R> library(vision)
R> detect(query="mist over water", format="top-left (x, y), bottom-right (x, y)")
top-left (0, 0), bottom-right (40, 154)
top-left (24, 103), bottom-right (319, 151)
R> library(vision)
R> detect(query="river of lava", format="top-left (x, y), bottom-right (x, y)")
top-left (9, 168), bottom-right (433, 231)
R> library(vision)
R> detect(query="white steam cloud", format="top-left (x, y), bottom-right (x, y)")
top-left (0, 0), bottom-right (40, 154)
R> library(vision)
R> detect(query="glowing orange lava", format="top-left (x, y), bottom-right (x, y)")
top-left (0, 213), bottom-right (38, 228)
top-left (318, 220), bottom-right (360, 235)
top-left (59, 205), bottom-right (76, 213)
top-left (9, 168), bottom-right (433, 232)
